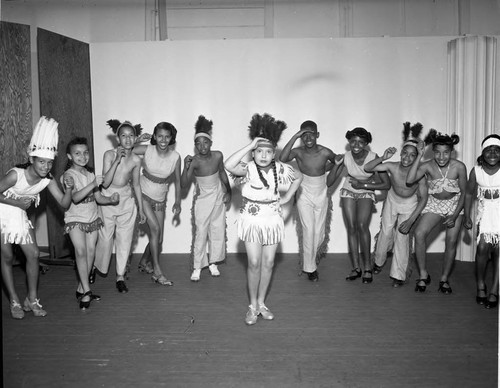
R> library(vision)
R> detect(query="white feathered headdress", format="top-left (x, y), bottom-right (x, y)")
top-left (28, 116), bottom-right (59, 159)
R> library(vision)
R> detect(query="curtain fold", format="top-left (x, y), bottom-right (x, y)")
top-left (447, 35), bottom-right (497, 262)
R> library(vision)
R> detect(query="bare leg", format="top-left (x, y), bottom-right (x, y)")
top-left (20, 230), bottom-right (40, 302)
top-left (342, 197), bottom-right (360, 272)
top-left (413, 213), bottom-right (441, 287)
top-left (475, 237), bottom-right (491, 300)
top-left (488, 244), bottom-right (499, 302)
top-left (245, 241), bottom-right (263, 309)
top-left (142, 200), bottom-right (162, 276)
top-left (356, 198), bottom-right (373, 276)
top-left (69, 228), bottom-right (91, 298)
top-left (1, 241), bottom-right (20, 303)
top-left (440, 215), bottom-right (463, 289)
top-left (256, 244), bottom-right (278, 305)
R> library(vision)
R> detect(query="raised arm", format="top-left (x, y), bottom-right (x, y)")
top-left (180, 155), bottom-right (195, 189)
top-left (463, 167), bottom-right (477, 229)
top-left (364, 147), bottom-right (397, 173)
top-left (101, 148), bottom-right (124, 189)
top-left (406, 141), bottom-right (427, 185)
top-left (225, 137), bottom-right (264, 176)
top-left (279, 130), bottom-right (304, 163)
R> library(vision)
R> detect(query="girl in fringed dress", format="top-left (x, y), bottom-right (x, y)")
top-left (464, 134), bottom-right (500, 309)
top-left (62, 137), bottom-right (119, 310)
top-left (181, 115), bottom-right (232, 282)
top-left (225, 113), bottom-right (302, 326)
top-left (0, 117), bottom-right (74, 319)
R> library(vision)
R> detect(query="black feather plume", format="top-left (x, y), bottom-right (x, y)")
top-left (248, 113), bottom-right (287, 146)
top-left (107, 119), bottom-right (122, 134)
top-left (195, 115), bottom-right (213, 135)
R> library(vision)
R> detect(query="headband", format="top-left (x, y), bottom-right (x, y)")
top-left (256, 140), bottom-right (275, 149)
top-left (402, 140), bottom-right (419, 149)
top-left (194, 132), bottom-right (212, 141)
top-left (482, 137), bottom-right (500, 151)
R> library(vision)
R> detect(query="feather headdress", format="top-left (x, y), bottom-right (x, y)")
top-left (248, 113), bottom-right (287, 147)
top-left (194, 115), bottom-right (213, 140)
top-left (28, 116), bottom-right (59, 159)
top-left (402, 122), bottom-right (423, 149)
top-left (107, 119), bottom-right (143, 136)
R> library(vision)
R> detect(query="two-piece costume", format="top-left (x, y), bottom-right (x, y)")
top-left (373, 188), bottom-right (418, 281)
top-left (340, 150), bottom-right (377, 202)
top-left (235, 161), bottom-right (295, 245)
top-left (61, 169), bottom-right (103, 233)
top-left (296, 173), bottom-right (328, 273)
top-left (192, 172), bottom-right (226, 269)
top-left (0, 168), bottom-right (50, 244)
top-left (422, 164), bottom-right (462, 216)
top-left (474, 165), bottom-right (500, 245)
top-left (140, 145), bottom-right (180, 211)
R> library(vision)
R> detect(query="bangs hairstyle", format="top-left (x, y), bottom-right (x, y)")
top-left (477, 134), bottom-right (500, 166)
top-left (345, 127), bottom-right (372, 144)
top-left (151, 122), bottom-right (177, 145)
top-left (65, 136), bottom-right (94, 172)
top-left (424, 129), bottom-right (460, 150)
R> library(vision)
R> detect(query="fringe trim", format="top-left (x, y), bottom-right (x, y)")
top-left (237, 218), bottom-right (283, 245)
top-left (64, 218), bottom-right (104, 234)
top-left (142, 193), bottom-right (167, 211)
top-left (478, 232), bottom-right (500, 246)
top-left (4, 192), bottom-right (40, 207)
top-left (143, 169), bottom-right (170, 184)
top-left (2, 232), bottom-right (33, 245)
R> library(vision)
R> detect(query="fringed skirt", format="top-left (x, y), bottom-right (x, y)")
top-left (237, 197), bottom-right (284, 245)
top-left (0, 204), bottom-right (33, 244)
top-left (477, 198), bottom-right (500, 246)
top-left (143, 193), bottom-right (167, 211)
top-left (64, 217), bottom-right (104, 234)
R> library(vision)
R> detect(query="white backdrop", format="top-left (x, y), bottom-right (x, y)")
top-left (90, 36), bottom-right (450, 254)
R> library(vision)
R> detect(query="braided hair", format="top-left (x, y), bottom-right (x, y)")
top-left (255, 159), bottom-right (279, 195)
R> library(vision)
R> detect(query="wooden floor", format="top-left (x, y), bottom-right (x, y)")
top-left (2, 253), bottom-right (498, 388)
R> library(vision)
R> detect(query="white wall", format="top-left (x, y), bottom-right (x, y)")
top-left (90, 37), bottom-right (450, 254)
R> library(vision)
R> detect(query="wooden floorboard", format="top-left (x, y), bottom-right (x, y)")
top-left (2, 253), bottom-right (498, 388)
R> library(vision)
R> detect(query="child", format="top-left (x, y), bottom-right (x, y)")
top-left (279, 120), bottom-right (337, 282)
top-left (181, 115), bottom-right (231, 281)
top-left (406, 129), bottom-right (467, 293)
top-left (91, 120), bottom-right (146, 293)
top-left (133, 122), bottom-right (181, 286)
top-left (364, 123), bottom-right (428, 287)
top-left (62, 137), bottom-right (119, 309)
top-left (225, 113), bottom-right (302, 325)
top-left (464, 134), bottom-right (500, 308)
top-left (327, 127), bottom-right (390, 284)
top-left (0, 117), bottom-right (74, 319)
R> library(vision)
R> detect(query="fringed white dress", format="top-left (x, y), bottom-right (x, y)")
top-left (0, 168), bottom-right (50, 244)
top-left (475, 166), bottom-right (500, 245)
top-left (234, 161), bottom-right (295, 245)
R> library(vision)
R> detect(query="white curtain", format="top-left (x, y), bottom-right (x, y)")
top-left (447, 35), bottom-right (498, 261)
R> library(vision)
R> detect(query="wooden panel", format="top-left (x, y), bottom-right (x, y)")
top-left (0, 21), bottom-right (32, 176)
top-left (37, 28), bottom-right (94, 261)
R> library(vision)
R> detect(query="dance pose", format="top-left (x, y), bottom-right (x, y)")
top-left (181, 115), bottom-right (231, 281)
top-left (279, 120), bottom-right (337, 282)
top-left (0, 117), bottom-right (74, 319)
top-left (327, 127), bottom-right (390, 283)
top-left (464, 134), bottom-right (500, 308)
top-left (364, 123), bottom-right (428, 287)
top-left (92, 120), bottom-right (146, 293)
top-left (62, 137), bottom-right (119, 309)
top-left (225, 113), bottom-right (302, 325)
top-left (133, 122), bottom-right (181, 286)
top-left (406, 129), bottom-right (467, 294)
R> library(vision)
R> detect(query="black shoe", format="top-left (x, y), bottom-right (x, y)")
top-left (116, 280), bottom-right (128, 293)
top-left (415, 274), bottom-right (431, 292)
top-left (307, 270), bottom-right (319, 282)
top-left (89, 267), bottom-right (97, 284)
top-left (438, 280), bottom-right (452, 294)
top-left (485, 294), bottom-right (498, 309)
top-left (362, 270), bottom-right (373, 284)
top-left (476, 286), bottom-right (487, 305)
top-left (79, 291), bottom-right (92, 310)
top-left (76, 290), bottom-right (101, 301)
top-left (346, 268), bottom-right (362, 281)
top-left (373, 264), bottom-right (383, 275)
top-left (392, 279), bottom-right (405, 288)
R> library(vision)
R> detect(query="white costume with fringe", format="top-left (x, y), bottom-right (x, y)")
top-left (296, 173), bottom-right (328, 272)
top-left (61, 169), bottom-right (103, 234)
top-left (235, 161), bottom-right (295, 245)
top-left (475, 166), bottom-right (500, 245)
top-left (192, 172), bottom-right (226, 269)
top-left (0, 168), bottom-right (50, 244)
top-left (140, 145), bottom-right (180, 211)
